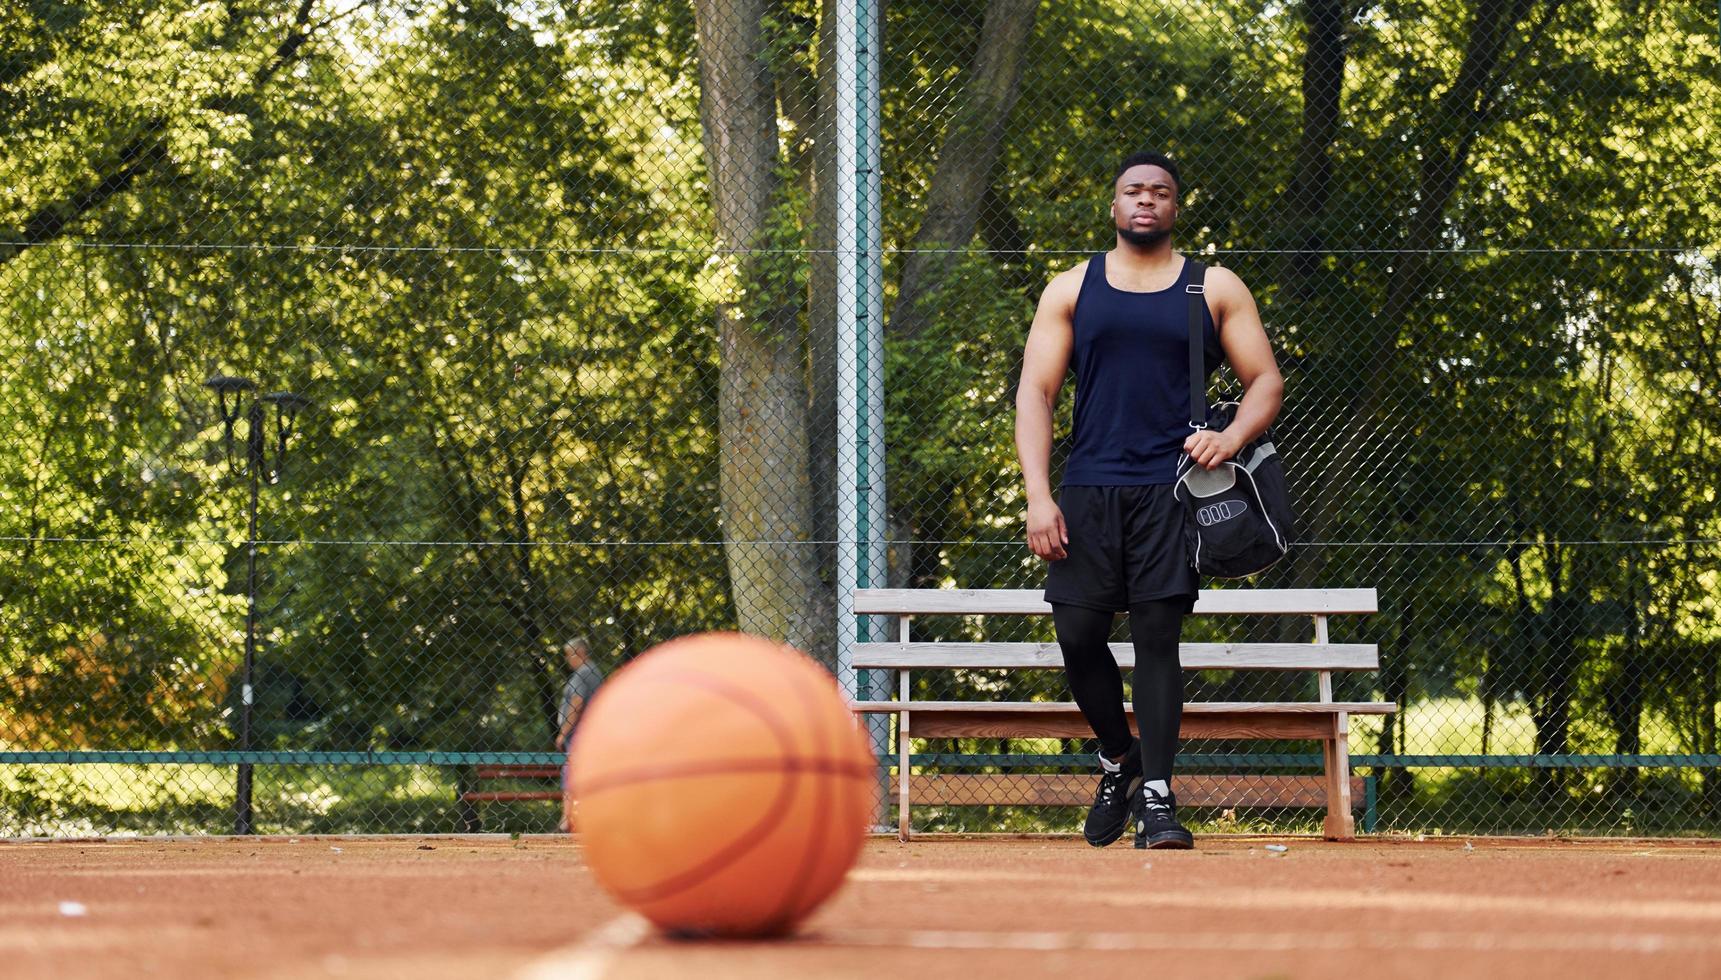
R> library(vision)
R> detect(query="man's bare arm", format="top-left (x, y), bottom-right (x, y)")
top-left (556, 697), bottom-right (583, 748)
top-left (1183, 266), bottom-right (1283, 469)
top-left (1015, 267), bottom-right (1082, 560)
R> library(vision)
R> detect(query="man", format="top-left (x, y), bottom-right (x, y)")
top-left (555, 636), bottom-right (605, 832)
top-left (556, 636), bottom-right (604, 752)
top-left (1014, 151), bottom-right (1283, 849)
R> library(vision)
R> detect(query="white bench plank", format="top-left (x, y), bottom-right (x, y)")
top-left (851, 700), bottom-right (1398, 714)
top-left (854, 588), bottom-right (1377, 616)
top-left (910, 712), bottom-right (1340, 741)
top-left (853, 641), bottom-right (1378, 671)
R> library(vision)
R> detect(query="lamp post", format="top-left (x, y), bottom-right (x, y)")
top-left (207, 376), bottom-right (310, 835)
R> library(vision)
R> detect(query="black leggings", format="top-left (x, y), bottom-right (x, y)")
top-left (1052, 600), bottom-right (1186, 781)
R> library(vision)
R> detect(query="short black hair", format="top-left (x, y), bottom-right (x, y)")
top-left (1113, 151), bottom-right (1182, 196)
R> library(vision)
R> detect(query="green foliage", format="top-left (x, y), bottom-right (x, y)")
top-left (0, 0), bottom-right (1717, 832)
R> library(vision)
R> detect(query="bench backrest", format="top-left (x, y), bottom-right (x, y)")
top-left (852, 588), bottom-right (1378, 673)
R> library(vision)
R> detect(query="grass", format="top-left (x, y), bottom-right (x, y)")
top-left (0, 762), bottom-right (561, 836)
top-left (3, 697), bottom-right (1716, 836)
top-left (1350, 696), bottom-right (1692, 758)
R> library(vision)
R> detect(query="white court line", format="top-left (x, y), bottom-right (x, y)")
top-left (513, 914), bottom-right (651, 980)
top-left (1085, 885), bottom-right (1721, 923)
top-left (849, 868), bottom-right (1062, 884)
top-left (852, 869), bottom-right (1721, 924)
top-left (817, 927), bottom-right (1721, 955)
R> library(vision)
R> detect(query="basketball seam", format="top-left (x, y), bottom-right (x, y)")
top-left (601, 667), bottom-right (794, 905)
top-left (593, 667), bottom-right (864, 913)
top-left (766, 673), bottom-right (832, 929)
top-left (576, 757), bottom-right (873, 798)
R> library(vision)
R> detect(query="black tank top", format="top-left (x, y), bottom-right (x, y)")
top-left (1064, 253), bottom-right (1222, 486)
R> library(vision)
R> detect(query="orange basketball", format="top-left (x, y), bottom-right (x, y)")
top-left (566, 632), bottom-right (877, 937)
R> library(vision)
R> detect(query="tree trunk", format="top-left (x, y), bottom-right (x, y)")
top-left (1276, 0), bottom-right (1353, 308)
top-left (1296, 0), bottom-right (1560, 565)
top-left (979, 169), bottom-right (1039, 300)
top-left (1610, 617), bottom-right (1642, 799)
top-left (1270, 0), bottom-right (1356, 678)
top-left (1377, 604), bottom-right (1413, 802)
top-left (1608, 503), bottom-right (1643, 800)
top-left (503, 443), bottom-right (560, 745)
top-left (1479, 642), bottom-right (1495, 757)
top-left (1531, 546), bottom-right (1574, 801)
top-left (806, 1), bottom-right (841, 606)
top-left (1704, 645), bottom-right (1720, 818)
top-left (887, 0), bottom-right (1039, 593)
top-left (423, 402), bottom-right (560, 744)
top-left (694, 0), bottom-right (833, 660)
top-left (889, 0), bottom-right (1039, 345)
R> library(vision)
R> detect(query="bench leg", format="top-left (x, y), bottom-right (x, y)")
top-left (455, 766), bottom-right (482, 833)
top-left (1323, 711), bottom-right (1355, 840)
top-left (897, 711), bottom-right (912, 841)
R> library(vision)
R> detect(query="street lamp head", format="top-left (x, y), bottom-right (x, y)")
top-left (261, 391), bottom-right (312, 474)
top-left (205, 375), bottom-right (258, 396)
top-left (261, 391), bottom-right (312, 417)
top-left (205, 376), bottom-right (257, 462)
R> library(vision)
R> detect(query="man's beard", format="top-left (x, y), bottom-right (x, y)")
top-left (1117, 224), bottom-right (1171, 247)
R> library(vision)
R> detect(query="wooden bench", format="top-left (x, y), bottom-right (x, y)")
top-left (850, 588), bottom-right (1396, 840)
top-left (456, 764), bottom-right (560, 831)
top-left (453, 767), bottom-right (1373, 832)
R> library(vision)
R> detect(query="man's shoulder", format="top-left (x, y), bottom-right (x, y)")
top-left (1195, 261), bottom-right (1250, 295)
top-left (1052, 257), bottom-right (1093, 286)
top-left (1040, 259), bottom-right (1091, 306)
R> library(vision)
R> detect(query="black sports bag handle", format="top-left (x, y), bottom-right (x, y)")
top-left (1185, 259), bottom-right (1207, 428)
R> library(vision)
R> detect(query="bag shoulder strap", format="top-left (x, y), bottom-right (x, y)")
top-left (1185, 258), bottom-right (1208, 428)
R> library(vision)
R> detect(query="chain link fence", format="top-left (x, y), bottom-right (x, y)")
top-left (2, 0), bottom-right (1717, 837)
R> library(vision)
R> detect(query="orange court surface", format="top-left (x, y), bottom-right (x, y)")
top-left (6, 834), bottom-right (1721, 979)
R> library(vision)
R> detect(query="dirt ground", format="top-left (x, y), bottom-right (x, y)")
top-left (5, 834), bottom-right (1721, 979)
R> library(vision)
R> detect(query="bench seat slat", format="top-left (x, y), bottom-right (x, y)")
top-left (852, 700), bottom-right (1396, 714)
top-left (887, 773), bottom-right (1365, 810)
top-left (462, 777), bottom-right (1369, 809)
top-left (854, 588), bottom-right (1377, 616)
top-left (911, 712), bottom-right (1339, 740)
top-left (475, 765), bottom-right (560, 780)
top-left (853, 642), bottom-right (1377, 671)
top-left (461, 791), bottom-right (558, 803)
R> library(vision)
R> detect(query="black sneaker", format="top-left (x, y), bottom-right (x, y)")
top-left (1133, 785), bottom-right (1194, 849)
top-left (1082, 742), bottom-right (1142, 847)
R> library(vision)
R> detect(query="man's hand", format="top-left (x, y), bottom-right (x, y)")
top-left (1183, 428), bottom-right (1243, 470)
top-left (1026, 496), bottom-right (1068, 561)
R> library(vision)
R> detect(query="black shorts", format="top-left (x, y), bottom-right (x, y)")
top-left (1043, 484), bottom-right (1198, 613)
